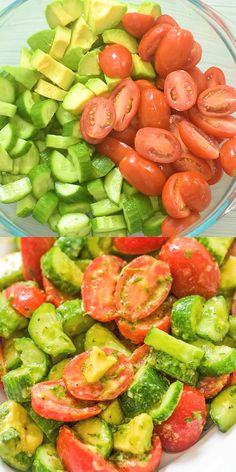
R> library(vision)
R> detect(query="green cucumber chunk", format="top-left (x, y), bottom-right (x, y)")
top-left (87, 178), bottom-right (107, 201)
top-left (41, 246), bottom-right (83, 294)
top-left (0, 145), bottom-right (13, 172)
top-left (55, 182), bottom-right (90, 202)
top-left (0, 293), bottom-right (28, 338)
top-left (50, 150), bottom-right (78, 183)
top-left (32, 192), bottom-right (59, 224)
top-left (48, 358), bottom-right (71, 381)
top-left (55, 236), bottom-right (85, 259)
top-left (196, 296), bottom-right (229, 343)
top-left (29, 164), bottom-right (54, 199)
top-left (193, 340), bottom-right (236, 376)
top-left (210, 385), bottom-right (236, 432)
top-left (91, 198), bottom-right (121, 217)
top-left (148, 380), bottom-right (184, 424)
top-left (32, 444), bottom-right (65, 471)
top-left (198, 237), bottom-right (234, 265)
top-left (150, 350), bottom-right (199, 386)
top-left (73, 418), bottom-right (112, 458)
top-left (0, 75), bottom-right (16, 103)
top-left (57, 213), bottom-right (91, 236)
top-left (104, 167), bottom-right (123, 204)
top-left (56, 299), bottom-right (94, 337)
top-left (100, 399), bottom-right (124, 425)
top-left (16, 194), bottom-right (36, 217)
top-left (85, 323), bottom-right (131, 357)
top-left (0, 177), bottom-right (32, 204)
top-left (0, 252), bottom-right (23, 291)
top-left (31, 99), bottom-right (58, 128)
top-left (171, 295), bottom-right (205, 342)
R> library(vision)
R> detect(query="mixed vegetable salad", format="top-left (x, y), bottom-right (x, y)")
top-left (0, 236), bottom-right (236, 472)
top-left (0, 0), bottom-right (236, 236)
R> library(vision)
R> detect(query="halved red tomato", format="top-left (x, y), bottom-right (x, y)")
top-left (219, 137), bottom-right (236, 176)
top-left (122, 12), bottom-right (155, 38)
top-left (164, 70), bottom-right (197, 111)
top-left (207, 158), bottom-right (223, 185)
top-left (63, 348), bottom-right (133, 401)
top-left (111, 79), bottom-right (140, 132)
top-left (42, 275), bottom-right (73, 307)
top-left (161, 212), bottom-right (200, 236)
top-left (115, 434), bottom-right (162, 472)
top-left (135, 127), bottom-right (181, 163)
top-left (130, 345), bottom-right (150, 369)
top-left (154, 27), bottom-right (194, 78)
top-left (113, 237), bottom-right (167, 254)
top-left (80, 97), bottom-right (115, 141)
top-left (169, 114), bottom-right (188, 152)
top-left (96, 138), bottom-right (133, 165)
top-left (188, 67), bottom-right (207, 95)
top-left (156, 77), bottom-right (165, 90)
top-left (162, 173), bottom-right (190, 219)
top-left (184, 42), bottom-right (202, 69)
top-left (135, 80), bottom-right (156, 92)
top-left (189, 107), bottom-right (236, 139)
top-left (157, 163), bottom-right (174, 179)
top-left (115, 255), bottom-right (172, 321)
top-left (173, 153), bottom-right (213, 181)
top-left (138, 23), bottom-right (171, 61)
top-left (110, 126), bottom-right (137, 147)
top-left (178, 120), bottom-right (219, 160)
top-left (5, 282), bottom-right (46, 318)
top-left (99, 45), bottom-right (133, 79)
top-left (198, 375), bottom-right (230, 399)
top-left (82, 255), bottom-right (126, 322)
top-left (197, 85), bottom-right (236, 117)
top-left (31, 380), bottom-right (102, 422)
top-left (204, 66), bottom-right (226, 88)
top-left (227, 371), bottom-right (236, 386)
top-left (155, 14), bottom-right (178, 27)
top-left (20, 237), bottom-right (55, 285)
top-left (138, 88), bottom-right (170, 129)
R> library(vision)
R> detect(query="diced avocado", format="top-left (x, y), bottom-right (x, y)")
top-left (63, 0), bottom-right (83, 20)
top-left (0, 252), bottom-right (23, 290)
top-left (31, 50), bottom-right (75, 91)
top-left (102, 29), bottom-right (138, 53)
top-left (63, 83), bottom-right (94, 114)
top-left (105, 75), bottom-right (122, 90)
top-left (56, 299), bottom-right (94, 337)
top-left (220, 256), bottom-right (236, 295)
top-left (113, 413), bottom-right (153, 456)
top-left (63, 47), bottom-right (83, 71)
top-left (34, 79), bottom-right (67, 101)
top-left (131, 54), bottom-right (156, 79)
top-left (73, 417), bottom-right (113, 458)
top-left (78, 49), bottom-right (101, 76)
top-left (196, 296), bottom-right (229, 343)
top-left (0, 401), bottom-right (43, 471)
top-left (83, 346), bottom-right (117, 383)
top-left (86, 78), bottom-right (109, 96)
top-left (45, 1), bottom-right (74, 28)
top-left (85, 323), bottom-right (131, 357)
top-left (20, 48), bottom-right (34, 70)
top-left (198, 237), bottom-right (234, 265)
top-left (138, 2), bottom-right (161, 17)
top-left (49, 26), bottom-right (71, 61)
top-left (2, 66), bottom-right (39, 90)
top-left (86, 0), bottom-right (128, 35)
top-left (2, 331), bottom-right (26, 371)
top-left (100, 399), bottom-right (124, 425)
top-left (27, 30), bottom-right (56, 53)
top-left (70, 17), bottom-right (98, 51)
top-left (48, 358), bottom-right (71, 380)
top-left (210, 385), bottom-right (236, 432)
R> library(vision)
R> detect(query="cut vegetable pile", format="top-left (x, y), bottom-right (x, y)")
top-left (0, 0), bottom-right (236, 236)
top-left (0, 236), bottom-right (236, 471)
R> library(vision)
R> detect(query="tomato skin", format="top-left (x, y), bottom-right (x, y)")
top-left (220, 137), bottom-right (236, 176)
top-left (135, 80), bottom-right (156, 92)
top-left (138, 23), bottom-right (171, 62)
top-left (227, 371), bottom-right (236, 386)
top-left (110, 126), bottom-right (137, 147)
top-left (207, 158), bottom-right (223, 185)
top-left (135, 127), bottom-right (181, 164)
top-left (198, 375), bottom-right (230, 399)
top-left (115, 435), bottom-right (162, 472)
top-left (99, 45), bottom-right (133, 79)
top-left (164, 70), bottom-right (197, 111)
top-left (111, 79), bottom-right (140, 132)
top-left (81, 97), bottom-right (115, 141)
top-left (169, 114), bottom-right (188, 152)
top-left (162, 173), bottom-right (191, 219)
top-left (178, 120), bottom-right (219, 160)
top-left (31, 380), bottom-right (102, 422)
top-left (122, 12), bottom-right (155, 38)
top-left (42, 275), bottom-right (73, 307)
top-left (82, 255), bottom-right (126, 322)
top-left (184, 42), bottom-right (202, 69)
top-left (63, 349), bottom-right (133, 402)
top-left (155, 14), bottom-right (179, 27)
top-left (157, 163), bottom-right (174, 179)
top-left (20, 237), bottom-right (55, 285)
top-left (204, 66), bottom-right (226, 88)
top-left (154, 27), bottom-right (194, 78)
top-left (173, 153), bottom-right (213, 181)
top-left (130, 345), bottom-right (150, 369)
top-left (119, 152), bottom-right (166, 196)
top-left (96, 138), bottom-right (133, 165)
top-left (155, 385), bottom-right (207, 452)
top-left (189, 106), bottom-right (236, 139)
top-left (138, 89), bottom-right (170, 129)
top-left (5, 282), bottom-right (46, 318)
top-left (197, 85), bottom-right (236, 117)
top-left (159, 237), bottom-right (220, 298)
top-left (177, 171), bottom-right (211, 213)
top-left (58, 427), bottom-right (117, 472)
top-left (113, 237), bottom-right (167, 254)
top-left (161, 212), bottom-right (200, 236)
top-left (188, 67), bottom-right (207, 95)
top-left (115, 255), bottom-right (172, 321)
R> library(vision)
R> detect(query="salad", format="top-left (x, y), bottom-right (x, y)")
top-left (0, 236), bottom-right (236, 472)
top-left (0, 0), bottom-right (236, 236)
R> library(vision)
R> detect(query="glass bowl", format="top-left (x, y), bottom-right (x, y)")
top-left (0, 0), bottom-right (235, 236)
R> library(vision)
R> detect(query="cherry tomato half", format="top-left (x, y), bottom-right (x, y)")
top-left (155, 14), bottom-right (179, 27)
top-left (155, 27), bottom-right (194, 78)
top-left (20, 237), bottom-right (55, 285)
top-left (122, 12), bottom-right (155, 38)
top-left (138, 23), bottom-right (171, 62)
top-left (164, 70), bottom-right (197, 111)
top-left (178, 120), bottom-right (219, 160)
top-left (198, 375), bottom-right (230, 399)
top-left (161, 212), bottom-right (200, 236)
top-left (169, 114), bottom-right (188, 152)
top-left (207, 158), bottom-right (223, 185)
top-left (184, 42), bottom-right (202, 69)
top-left (42, 275), bottom-right (73, 307)
top-left (135, 79), bottom-right (156, 92)
top-left (5, 282), bottom-right (46, 318)
top-left (204, 66), bottom-right (226, 88)
top-left (156, 77), bottom-right (165, 90)
top-left (110, 126), bottom-right (137, 147)
top-left (99, 45), bottom-right (133, 79)
top-left (197, 85), bottom-right (236, 117)
top-left (138, 88), bottom-right (170, 129)
top-left (81, 97), bottom-right (115, 141)
top-left (135, 127), bottom-right (181, 163)
top-left (173, 153), bottom-right (213, 181)
top-left (115, 434), bottom-right (162, 472)
top-left (188, 67), bottom-right (207, 95)
top-left (111, 78), bottom-right (140, 132)
top-left (80, 115), bottom-right (104, 144)
top-left (113, 237), bottom-right (167, 254)
top-left (219, 137), bottom-right (236, 176)
top-left (189, 107), bottom-right (236, 139)
top-left (96, 137), bottom-right (133, 165)
top-left (157, 163), bottom-right (175, 179)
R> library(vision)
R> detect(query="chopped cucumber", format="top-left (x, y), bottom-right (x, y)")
top-left (148, 380), bottom-right (184, 424)
top-left (29, 164), bottom-right (54, 199)
top-left (16, 90), bottom-right (35, 120)
top-left (50, 150), bottom-right (78, 183)
top-left (0, 177), bottom-right (32, 203)
top-left (16, 194), bottom-right (36, 217)
top-left (0, 101), bottom-right (17, 118)
top-left (55, 182), bottom-right (90, 202)
top-left (57, 213), bottom-right (91, 236)
top-left (104, 168), bottom-right (123, 204)
top-left (32, 191), bottom-right (59, 224)
top-left (210, 385), bottom-right (236, 432)
top-left (31, 99), bottom-right (58, 128)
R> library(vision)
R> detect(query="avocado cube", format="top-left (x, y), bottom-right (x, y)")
top-left (83, 346), bottom-right (117, 383)
top-left (113, 413), bottom-right (153, 455)
top-left (86, 78), bottom-right (109, 96)
top-left (63, 83), bottom-right (94, 114)
top-left (102, 29), bottom-right (138, 53)
top-left (131, 54), bottom-right (156, 80)
top-left (71, 17), bottom-right (98, 51)
top-left (86, 0), bottom-right (128, 35)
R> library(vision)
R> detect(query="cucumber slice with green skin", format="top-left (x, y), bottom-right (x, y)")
top-left (59, 201), bottom-right (91, 215)
top-left (35, 140), bottom-right (47, 152)
top-left (93, 230), bottom-right (127, 237)
top-left (0, 116), bottom-right (8, 130)
top-left (0, 123), bottom-right (17, 152)
top-left (56, 104), bottom-right (74, 125)
top-left (171, 295), bottom-right (205, 342)
top-left (29, 164), bottom-right (54, 199)
top-left (50, 150), bottom-right (78, 183)
top-left (73, 333), bottom-right (85, 354)
top-left (55, 236), bottom-right (85, 260)
top-left (0, 75), bottom-right (16, 103)
top-left (63, 120), bottom-right (82, 138)
top-left (210, 385), bottom-right (236, 432)
top-left (193, 340), bottom-right (236, 376)
top-left (148, 381), bottom-right (184, 424)
top-left (121, 364), bottom-right (169, 417)
top-left (3, 332), bottom-right (25, 371)
top-left (68, 142), bottom-right (94, 183)
top-left (57, 213), bottom-right (91, 236)
top-left (0, 145), bottom-right (13, 172)
top-left (132, 194), bottom-right (154, 221)
top-left (73, 418), bottom-right (113, 459)
top-left (48, 211), bottom-right (61, 233)
top-left (2, 66), bottom-right (39, 90)
top-left (92, 215), bottom-right (127, 233)
top-left (104, 167), bottom-right (123, 204)
top-left (91, 198), bottom-right (121, 217)
top-left (9, 138), bottom-right (32, 158)
top-left (87, 178), bottom-right (107, 201)
top-left (32, 444), bottom-right (65, 472)
top-left (34, 79), bottom-right (67, 101)
top-left (56, 299), bottom-right (94, 337)
top-left (0, 293), bottom-right (28, 338)
top-left (150, 350), bottom-right (199, 386)
top-left (15, 142), bottom-right (40, 175)
top-left (0, 252), bottom-right (23, 291)
top-left (16, 90), bottom-right (35, 120)
top-left (0, 101), bottom-right (17, 118)
top-left (198, 237), bottom-right (234, 266)
top-left (143, 213), bottom-right (166, 236)
top-left (0, 177), bottom-right (32, 203)
top-left (145, 327), bottom-right (204, 369)
top-left (196, 296), bottom-right (230, 343)
top-left (27, 29), bottom-right (56, 53)
top-left (85, 323), bottom-right (131, 357)
top-left (91, 155), bottom-right (115, 179)
top-left (75, 259), bottom-right (92, 272)
top-left (31, 99), bottom-right (58, 128)
top-left (100, 399), bottom-right (124, 426)
top-left (2, 367), bottom-right (33, 402)
top-left (11, 114), bottom-right (37, 140)
top-left (16, 194), bottom-right (36, 217)
top-left (28, 303), bottom-right (76, 357)
top-left (32, 191), bottom-right (59, 224)
top-left (41, 246), bottom-right (83, 295)
top-left (55, 182), bottom-right (90, 202)
top-left (46, 134), bottom-right (79, 149)
top-left (26, 408), bottom-right (63, 444)
top-left (48, 359), bottom-right (71, 381)
top-left (123, 180), bottom-right (138, 196)
top-left (1, 174), bottom-right (24, 184)
top-left (122, 195), bottom-right (143, 234)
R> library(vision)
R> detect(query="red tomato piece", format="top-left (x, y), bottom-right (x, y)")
top-left (198, 375), bottom-right (230, 399)
top-left (138, 89), bottom-right (171, 129)
top-left (178, 120), bottom-right (219, 160)
top-left (63, 349), bottom-right (133, 401)
top-left (219, 137), bottom-right (236, 176)
top-left (115, 255), bottom-right (172, 321)
top-left (154, 27), bottom-right (194, 78)
top-left (227, 371), bottom-right (236, 386)
top-left (113, 237), bottom-right (168, 254)
top-left (58, 427), bottom-right (117, 472)
top-left (206, 158), bottom-right (223, 185)
top-left (138, 23), bottom-right (171, 62)
top-left (156, 77), bottom-right (165, 90)
top-left (82, 255), bottom-right (125, 322)
top-left (157, 163), bottom-right (174, 179)
top-left (135, 127), bottom-right (181, 163)
top-left (31, 380), bottom-right (102, 422)
top-left (20, 237), bottom-right (55, 285)
top-left (164, 70), bottom-right (197, 111)
top-left (80, 98), bottom-right (115, 141)
top-left (204, 66), bottom-right (226, 88)
top-left (162, 173), bottom-right (191, 219)
top-left (99, 45), bottom-right (133, 79)
top-left (184, 42), bottom-right (202, 69)
top-left (111, 79), bottom-right (140, 132)
top-left (80, 115), bottom-right (104, 144)
top-left (119, 152), bottom-right (166, 196)
top-left (197, 85), bottom-right (236, 117)
top-left (159, 237), bottom-right (220, 298)
top-left (42, 275), bottom-right (73, 307)
top-left (169, 114), bottom-right (188, 152)
top-left (161, 212), bottom-right (200, 236)
top-left (173, 153), bottom-right (213, 181)
top-left (174, 171), bottom-right (211, 213)
top-left (110, 126), bottom-right (137, 147)
top-left (135, 80), bottom-right (156, 92)
top-left (5, 282), bottom-right (46, 318)
top-left (96, 138), bottom-right (133, 165)
top-left (122, 12), bottom-right (155, 38)
top-left (155, 385), bottom-right (207, 452)
top-left (115, 434), bottom-right (162, 472)
top-left (188, 67), bottom-right (207, 95)
top-left (155, 14), bottom-right (179, 27)
top-left (189, 106), bottom-right (236, 139)
top-left (130, 345), bottom-right (150, 369)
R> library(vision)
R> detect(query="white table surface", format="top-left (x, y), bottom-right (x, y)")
top-left (0, 0), bottom-right (235, 236)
